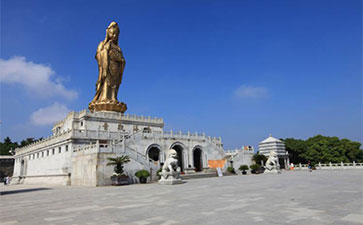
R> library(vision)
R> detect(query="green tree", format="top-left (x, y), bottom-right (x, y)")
top-left (107, 155), bottom-right (131, 175)
top-left (282, 138), bottom-right (307, 164)
top-left (0, 137), bottom-right (19, 155)
top-left (252, 152), bottom-right (267, 165)
top-left (284, 135), bottom-right (363, 164)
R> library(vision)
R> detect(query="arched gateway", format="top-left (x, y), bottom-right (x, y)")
top-left (193, 147), bottom-right (203, 172)
top-left (171, 143), bottom-right (185, 172)
top-left (146, 144), bottom-right (161, 162)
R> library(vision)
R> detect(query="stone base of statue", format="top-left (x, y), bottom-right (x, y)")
top-left (264, 168), bottom-right (281, 174)
top-left (158, 170), bottom-right (183, 185)
top-left (88, 101), bottom-right (127, 113)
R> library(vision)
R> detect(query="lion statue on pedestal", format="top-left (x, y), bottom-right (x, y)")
top-left (158, 149), bottom-right (183, 184)
top-left (264, 150), bottom-right (281, 174)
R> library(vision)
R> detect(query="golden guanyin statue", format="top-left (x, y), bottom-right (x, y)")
top-left (89, 21), bottom-right (127, 113)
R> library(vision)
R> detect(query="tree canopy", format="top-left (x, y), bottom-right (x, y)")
top-left (281, 135), bottom-right (363, 164)
top-left (0, 137), bottom-right (43, 155)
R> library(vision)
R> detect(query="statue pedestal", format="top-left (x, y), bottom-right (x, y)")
top-left (158, 171), bottom-right (183, 185)
top-left (264, 169), bottom-right (281, 174)
top-left (89, 101), bottom-right (127, 114)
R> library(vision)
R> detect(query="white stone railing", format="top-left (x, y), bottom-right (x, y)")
top-left (78, 110), bottom-right (164, 124)
top-left (225, 148), bottom-right (254, 156)
top-left (71, 129), bottom-right (127, 140)
top-left (293, 162), bottom-right (363, 170)
top-left (141, 130), bottom-right (223, 146)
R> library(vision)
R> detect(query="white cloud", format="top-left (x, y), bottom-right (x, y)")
top-left (30, 102), bottom-right (70, 125)
top-left (234, 85), bottom-right (268, 98)
top-left (0, 56), bottom-right (78, 100)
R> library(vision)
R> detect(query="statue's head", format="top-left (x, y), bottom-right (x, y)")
top-left (106, 21), bottom-right (120, 43)
top-left (168, 149), bottom-right (178, 159)
top-left (269, 151), bottom-right (277, 158)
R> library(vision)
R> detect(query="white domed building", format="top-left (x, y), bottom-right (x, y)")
top-left (258, 135), bottom-right (289, 169)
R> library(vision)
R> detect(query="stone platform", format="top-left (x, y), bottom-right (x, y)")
top-left (1, 170), bottom-right (362, 225)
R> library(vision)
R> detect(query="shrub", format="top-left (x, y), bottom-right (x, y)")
top-left (239, 165), bottom-right (249, 171)
top-left (107, 155), bottom-right (130, 176)
top-left (249, 164), bottom-right (261, 174)
top-left (135, 169), bottom-right (150, 179)
top-left (227, 166), bottom-right (235, 174)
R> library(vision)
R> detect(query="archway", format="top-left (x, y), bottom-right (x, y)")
top-left (193, 148), bottom-right (203, 172)
top-left (148, 147), bottom-right (160, 161)
top-left (146, 144), bottom-right (161, 162)
top-left (172, 145), bottom-right (184, 172)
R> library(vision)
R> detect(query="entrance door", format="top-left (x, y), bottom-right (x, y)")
top-left (193, 148), bottom-right (203, 172)
top-left (172, 145), bottom-right (184, 172)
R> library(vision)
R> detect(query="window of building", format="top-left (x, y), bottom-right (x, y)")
top-left (52, 149), bottom-right (55, 155)
top-left (37, 153), bottom-right (39, 158)
top-left (59, 147), bottom-right (61, 153)
top-left (42, 152), bottom-right (44, 157)
top-left (47, 150), bottom-right (49, 156)
top-left (81, 121), bottom-right (83, 126)
top-left (66, 145), bottom-right (68, 152)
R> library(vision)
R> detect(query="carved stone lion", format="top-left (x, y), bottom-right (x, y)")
top-left (158, 149), bottom-right (183, 184)
top-left (162, 149), bottom-right (179, 174)
top-left (264, 150), bottom-right (280, 174)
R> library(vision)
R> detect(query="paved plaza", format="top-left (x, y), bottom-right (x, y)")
top-left (1, 170), bottom-right (362, 225)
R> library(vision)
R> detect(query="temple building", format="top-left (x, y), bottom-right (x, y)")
top-left (258, 135), bottom-right (289, 169)
top-left (11, 110), bottom-right (229, 186)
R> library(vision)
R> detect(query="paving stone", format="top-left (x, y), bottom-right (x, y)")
top-left (0, 170), bottom-right (362, 225)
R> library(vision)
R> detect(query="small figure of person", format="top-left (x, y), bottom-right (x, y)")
top-left (290, 163), bottom-right (294, 171)
top-left (307, 161), bottom-right (312, 172)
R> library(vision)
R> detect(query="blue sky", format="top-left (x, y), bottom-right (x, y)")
top-left (1, 0), bottom-right (362, 150)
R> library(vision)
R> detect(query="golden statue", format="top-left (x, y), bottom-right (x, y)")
top-left (89, 21), bottom-right (127, 113)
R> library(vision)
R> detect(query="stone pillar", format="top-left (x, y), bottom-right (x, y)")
top-left (318, 162), bottom-right (322, 170)
top-left (329, 162), bottom-right (332, 170)
top-left (184, 150), bottom-right (189, 169)
top-left (341, 162), bottom-right (344, 170)
top-left (299, 163), bottom-right (302, 170)
top-left (353, 161), bottom-right (356, 168)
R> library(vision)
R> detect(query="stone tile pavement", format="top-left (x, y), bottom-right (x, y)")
top-left (1, 170), bottom-right (362, 225)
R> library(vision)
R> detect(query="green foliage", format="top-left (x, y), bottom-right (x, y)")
top-left (0, 137), bottom-right (44, 155)
top-left (238, 165), bottom-right (249, 171)
top-left (252, 153), bottom-right (267, 165)
top-left (227, 166), bottom-right (235, 174)
top-left (135, 169), bottom-right (150, 178)
top-left (0, 137), bottom-right (18, 155)
top-left (249, 164), bottom-right (261, 171)
top-left (282, 135), bottom-right (363, 164)
top-left (107, 155), bottom-right (130, 175)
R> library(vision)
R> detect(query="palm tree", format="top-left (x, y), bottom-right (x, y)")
top-left (107, 155), bottom-right (130, 176)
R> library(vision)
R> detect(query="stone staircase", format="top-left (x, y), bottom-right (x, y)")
top-left (181, 172), bottom-right (217, 180)
top-left (112, 132), bottom-right (159, 172)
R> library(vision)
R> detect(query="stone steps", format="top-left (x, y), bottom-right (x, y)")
top-left (181, 172), bottom-right (217, 180)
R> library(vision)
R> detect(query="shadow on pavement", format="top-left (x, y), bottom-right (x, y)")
top-left (0, 188), bottom-right (52, 195)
